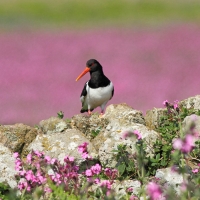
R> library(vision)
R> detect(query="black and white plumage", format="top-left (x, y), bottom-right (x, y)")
top-left (76, 59), bottom-right (114, 115)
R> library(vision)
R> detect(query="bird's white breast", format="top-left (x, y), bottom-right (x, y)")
top-left (83, 82), bottom-right (113, 110)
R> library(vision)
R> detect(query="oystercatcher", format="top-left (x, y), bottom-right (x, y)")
top-left (76, 59), bottom-right (114, 115)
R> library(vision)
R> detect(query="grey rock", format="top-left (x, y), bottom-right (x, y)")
top-left (155, 167), bottom-right (184, 195)
top-left (145, 108), bottom-right (167, 130)
top-left (0, 123), bottom-right (38, 153)
top-left (182, 114), bottom-right (200, 134)
top-left (39, 117), bottom-right (70, 134)
top-left (0, 143), bottom-right (17, 188)
top-left (98, 123), bottom-right (159, 168)
top-left (71, 114), bottom-right (108, 140)
top-left (103, 103), bottom-right (145, 126)
top-left (113, 180), bottom-right (141, 199)
top-left (27, 129), bottom-right (97, 165)
top-left (180, 95), bottom-right (200, 110)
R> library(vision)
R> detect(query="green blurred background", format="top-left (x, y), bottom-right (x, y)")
top-left (1, 0), bottom-right (200, 31)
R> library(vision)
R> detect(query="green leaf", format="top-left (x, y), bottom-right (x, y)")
top-left (117, 163), bottom-right (126, 176)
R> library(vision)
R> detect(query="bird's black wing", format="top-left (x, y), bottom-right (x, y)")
top-left (110, 86), bottom-right (114, 100)
top-left (80, 82), bottom-right (88, 107)
top-left (80, 82), bottom-right (87, 97)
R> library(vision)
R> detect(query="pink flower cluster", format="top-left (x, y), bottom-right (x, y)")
top-left (122, 130), bottom-right (142, 140)
top-left (13, 143), bottom-right (120, 198)
top-left (14, 151), bottom-right (48, 192)
top-left (146, 182), bottom-right (163, 200)
top-left (163, 100), bottom-right (179, 111)
top-left (173, 134), bottom-right (198, 153)
top-left (192, 163), bottom-right (200, 174)
top-left (78, 142), bottom-right (92, 160)
top-left (85, 163), bottom-right (102, 177)
top-left (13, 151), bottom-right (79, 194)
top-left (104, 168), bottom-right (118, 180)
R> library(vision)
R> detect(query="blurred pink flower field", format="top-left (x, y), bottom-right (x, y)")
top-left (0, 25), bottom-right (200, 125)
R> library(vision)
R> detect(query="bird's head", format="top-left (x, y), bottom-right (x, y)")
top-left (76, 59), bottom-right (102, 81)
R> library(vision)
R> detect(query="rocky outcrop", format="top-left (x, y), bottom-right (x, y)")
top-left (0, 95), bottom-right (200, 194)
top-left (0, 123), bottom-right (38, 153)
top-left (0, 143), bottom-right (17, 188)
top-left (27, 129), bottom-right (97, 165)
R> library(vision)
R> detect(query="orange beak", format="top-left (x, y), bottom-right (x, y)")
top-left (76, 67), bottom-right (90, 81)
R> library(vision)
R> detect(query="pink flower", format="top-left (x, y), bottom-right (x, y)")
top-left (78, 142), bottom-right (88, 154)
top-left (104, 168), bottom-right (118, 179)
top-left (44, 187), bottom-right (52, 193)
top-left (173, 138), bottom-right (183, 150)
top-left (85, 169), bottom-right (93, 177)
top-left (69, 156), bottom-right (74, 162)
top-left (34, 150), bottom-right (43, 158)
top-left (50, 158), bottom-right (57, 165)
top-left (44, 155), bottom-right (51, 164)
top-left (94, 178), bottom-right (100, 184)
top-left (192, 168), bottom-right (199, 174)
top-left (147, 182), bottom-right (162, 200)
top-left (81, 152), bottom-right (92, 160)
top-left (100, 180), bottom-right (112, 190)
top-left (173, 134), bottom-right (196, 154)
top-left (64, 155), bottom-right (74, 162)
top-left (15, 159), bottom-right (22, 171)
top-left (122, 130), bottom-right (142, 140)
top-left (129, 196), bottom-right (138, 200)
top-left (183, 134), bottom-right (195, 153)
top-left (25, 170), bottom-right (35, 181)
top-left (13, 152), bottom-right (19, 158)
top-left (133, 130), bottom-right (142, 140)
top-left (26, 154), bottom-right (32, 164)
top-left (19, 170), bottom-right (26, 176)
top-left (127, 187), bottom-right (133, 192)
top-left (173, 100), bottom-right (179, 109)
top-left (91, 163), bottom-right (102, 175)
top-left (163, 100), bottom-right (168, 107)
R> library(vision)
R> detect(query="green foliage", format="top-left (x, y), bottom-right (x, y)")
top-left (145, 102), bottom-right (200, 176)
top-left (1, 0), bottom-right (200, 29)
top-left (0, 183), bottom-right (19, 200)
top-left (91, 127), bottom-right (101, 138)
top-left (57, 111), bottom-right (64, 119)
top-left (113, 144), bottom-right (136, 179)
top-left (48, 183), bottom-right (79, 200)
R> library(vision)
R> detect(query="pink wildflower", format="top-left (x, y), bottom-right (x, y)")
top-left (94, 178), bottom-right (100, 184)
top-left (44, 155), bottom-right (51, 164)
top-left (192, 168), bottom-right (199, 174)
top-left (85, 169), bottom-right (93, 177)
top-left (130, 195), bottom-right (138, 200)
top-left (26, 154), bottom-right (32, 164)
top-left (173, 100), bottom-right (179, 109)
top-left (163, 100), bottom-right (168, 107)
top-left (78, 142), bottom-right (88, 154)
top-left (44, 187), bottom-right (52, 193)
top-left (173, 134), bottom-right (196, 154)
top-left (81, 152), bottom-right (92, 160)
top-left (13, 152), bottom-right (19, 158)
top-left (25, 170), bottom-right (35, 181)
top-left (122, 130), bottom-right (142, 140)
top-left (34, 150), bottom-right (43, 158)
top-left (133, 130), bottom-right (142, 140)
top-left (100, 180), bottom-right (112, 190)
top-left (50, 158), bottom-right (57, 165)
top-left (91, 163), bottom-right (101, 175)
top-left (104, 168), bottom-right (118, 179)
top-left (147, 182), bottom-right (162, 200)
top-left (64, 155), bottom-right (74, 162)
top-left (173, 138), bottom-right (183, 150)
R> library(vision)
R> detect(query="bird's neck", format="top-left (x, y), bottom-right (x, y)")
top-left (88, 70), bottom-right (110, 88)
